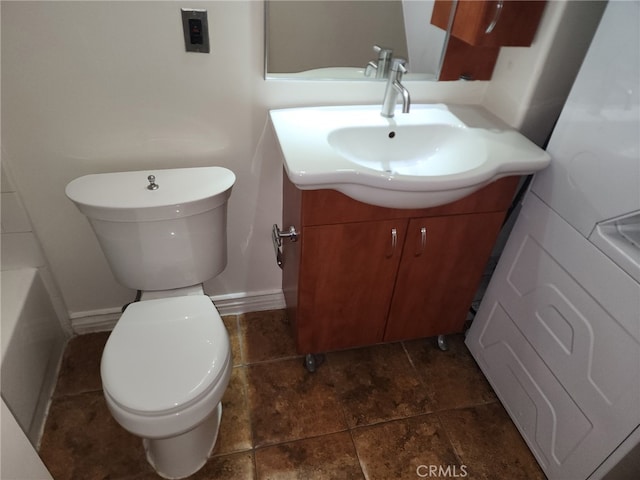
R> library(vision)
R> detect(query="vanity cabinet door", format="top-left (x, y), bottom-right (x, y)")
top-left (383, 211), bottom-right (505, 342)
top-left (296, 219), bottom-right (407, 353)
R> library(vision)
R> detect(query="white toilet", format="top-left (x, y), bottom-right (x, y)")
top-left (65, 166), bottom-right (236, 479)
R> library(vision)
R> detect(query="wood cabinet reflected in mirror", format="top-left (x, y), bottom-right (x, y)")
top-left (434, 0), bottom-right (547, 81)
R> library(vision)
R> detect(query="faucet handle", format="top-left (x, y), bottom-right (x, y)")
top-left (391, 58), bottom-right (408, 73)
top-left (373, 44), bottom-right (393, 59)
top-left (364, 61), bottom-right (378, 77)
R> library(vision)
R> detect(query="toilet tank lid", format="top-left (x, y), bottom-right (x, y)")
top-left (101, 295), bottom-right (230, 415)
top-left (65, 167), bottom-right (235, 221)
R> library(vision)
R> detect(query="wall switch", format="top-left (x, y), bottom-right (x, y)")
top-left (181, 8), bottom-right (209, 53)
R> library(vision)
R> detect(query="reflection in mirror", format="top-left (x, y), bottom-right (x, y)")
top-left (265, 0), bottom-right (448, 81)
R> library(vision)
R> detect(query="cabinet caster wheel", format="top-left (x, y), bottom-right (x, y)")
top-left (303, 353), bottom-right (325, 373)
top-left (437, 335), bottom-right (449, 351)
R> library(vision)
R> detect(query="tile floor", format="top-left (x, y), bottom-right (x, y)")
top-left (39, 310), bottom-right (546, 480)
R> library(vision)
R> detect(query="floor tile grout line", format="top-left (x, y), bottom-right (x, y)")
top-left (210, 444), bottom-right (254, 459)
top-left (248, 410), bottom-right (472, 454)
top-left (251, 447), bottom-right (259, 480)
top-left (252, 427), bottom-right (352, 452)
top-left (210, 366), bottom-right (255, 460)
top-left (401, 340), bottom-right (419, 371)
top-left (400, 339), bottom-right (443, 410)
top-left (347, 428), bottom-right (369, 480)
top-left (434, 410), bottom-right (468, 470)
top-left (346, 410), bottom-right (441, 435)
top-left (239, 354), bottom-right (305, 367)
top-left (243, 365), bottom-right (259, 460)
top-left (340, 396), bottom-right (501, 435)
top-left (322, 351), bottom-right (357, 441)
top-left (52, 387), bottom-right (105, 399)
top-left (232, 313), bottom-right (246, 366)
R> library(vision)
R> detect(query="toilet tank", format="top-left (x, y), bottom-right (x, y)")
top-left (65, 167), bottom-right (236, 291)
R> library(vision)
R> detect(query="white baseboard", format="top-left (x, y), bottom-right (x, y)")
top-left (212, 289), bottom-right (286, 316)
top-left (70, 289), bottom-right (286, 335)
top-left (70, 310), bottom-right (122, 334)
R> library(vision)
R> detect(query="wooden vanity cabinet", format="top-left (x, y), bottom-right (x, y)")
top-left (282, 174), bottom-right (519, 354)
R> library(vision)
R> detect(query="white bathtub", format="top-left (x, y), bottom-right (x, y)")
top-left (1, 268), bottom-right (67, 446)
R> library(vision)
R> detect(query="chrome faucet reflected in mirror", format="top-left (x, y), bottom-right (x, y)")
top-left (381, 58), bottom-right (411, 118)
top-left (365, 44), bottom-right (394, 79)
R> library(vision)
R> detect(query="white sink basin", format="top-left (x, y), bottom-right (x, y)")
top-left (269, 104), bottom-right (550, 208)
top-left (327, 124), bottom-right (485, 176)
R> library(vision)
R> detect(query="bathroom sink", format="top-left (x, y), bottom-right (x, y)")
top-left (269, 104), bottom-right (551, 208)
top-left (327, 124), bottom-right (485, 176)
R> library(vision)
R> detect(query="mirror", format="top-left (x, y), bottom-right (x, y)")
top-left (265, 0), bottom-right (450, 81)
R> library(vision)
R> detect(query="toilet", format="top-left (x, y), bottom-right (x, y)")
top-left (65, 166), bottom-right (236, 479)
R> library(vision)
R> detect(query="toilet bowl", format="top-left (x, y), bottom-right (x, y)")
top-left (101, 295), bottom-right (231, 479)
top-left (65, 166), bottom-right (236, 479)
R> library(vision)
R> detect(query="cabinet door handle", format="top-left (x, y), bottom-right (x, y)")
top-left (485, 0), bottom-right (504, 34)
top-left (272, 224), bottom-right (299, 269)
top-left (415, 227), bottom-right (427, 256)
top-left (387, 228), bottom-right (398, 257)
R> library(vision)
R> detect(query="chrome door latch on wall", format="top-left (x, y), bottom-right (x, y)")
top-left (272, 224), bottom-right (299, 268)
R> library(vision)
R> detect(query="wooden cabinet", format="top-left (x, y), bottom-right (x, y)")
top-left (282, 175), bottom-right (519, 354)
top-left (433, 0), bottom-right (547, 48)
top-left (383, 212), bottom-right (504, 342)
top-left (296, 220), bottom-right (404, 352)
top-left (432, 0), bottom-right (547, 80)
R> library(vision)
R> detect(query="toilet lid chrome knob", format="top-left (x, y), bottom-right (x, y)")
top-left (147, 175), bottom-right (159, 190)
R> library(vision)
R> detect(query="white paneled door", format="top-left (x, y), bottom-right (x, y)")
top-left (466, 195), bottom-right (640, 479)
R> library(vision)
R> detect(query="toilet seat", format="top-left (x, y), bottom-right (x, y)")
top-left (101, 295), bottom-right (230, 416)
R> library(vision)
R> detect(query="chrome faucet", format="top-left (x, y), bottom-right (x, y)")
top-left (364, 45), bottom-right (393, 79)
top-left (381, 58), bottom-right (410, 118)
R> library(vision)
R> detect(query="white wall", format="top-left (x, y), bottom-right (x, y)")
top-left (1, 1), bottom-right (488, 330)
top-left (484, 0), bottom-right (607, 145)
top-left (1, 162), bottom-right (70, 329)
top-left (402, 0), bottom-right (446, 76)
top-left (1, 164), bottom-right (43, 270)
